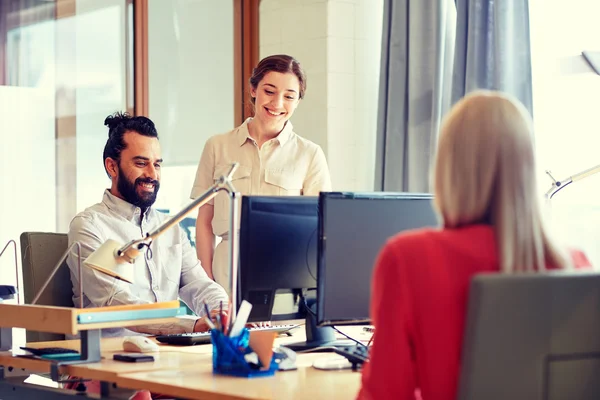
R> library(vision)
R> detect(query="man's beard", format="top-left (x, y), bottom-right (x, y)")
top-left (117, 168), bottom-right (160, 210)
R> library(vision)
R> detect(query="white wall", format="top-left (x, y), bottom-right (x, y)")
top-left (259, 0), bottom-right (384, 191)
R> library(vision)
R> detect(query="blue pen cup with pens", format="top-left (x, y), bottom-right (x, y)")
top-left (211, 328), bottom-right (277, 378)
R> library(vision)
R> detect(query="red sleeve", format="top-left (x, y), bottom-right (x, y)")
top-left (357, 241), bottom-right (417, 400)
top-left (569, 249), bottom-right (592, 269)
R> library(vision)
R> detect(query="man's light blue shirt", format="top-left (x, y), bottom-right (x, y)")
top-left (66, 189), bottom-right (228, 337)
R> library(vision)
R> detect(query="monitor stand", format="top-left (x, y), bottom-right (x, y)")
top-left (284, 300), bottom-right (355, 352)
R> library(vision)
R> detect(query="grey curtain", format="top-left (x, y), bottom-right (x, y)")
top-left (375, 0), bottom-right (456, 192)
top-left (452, 0), bottom-right (533, 113)
top-left (376, 0), bottom-right (533, 192)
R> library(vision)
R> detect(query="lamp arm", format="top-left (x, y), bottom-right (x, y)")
top-left (545, 163), bottom-right (600, 200)
top-left (116, 163), bottom-right (240, 263)
top-left (571, 164), bottom-right (600, 182)
top-left (115, 189), bottom-right (220, 263)
top-left (147, 187), bottom-right (220, 241)
top-left (545, 177), bottom-right (573, 200)
top-left (32, 241), bottom-right (83, 308)
top-left (0, 240), bottom-right (19, 304)
top-left (111, 162), bottom-right (241, 322)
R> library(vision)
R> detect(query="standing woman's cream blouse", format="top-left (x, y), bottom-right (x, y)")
top-left (190, 118), bottom-right (332, 238)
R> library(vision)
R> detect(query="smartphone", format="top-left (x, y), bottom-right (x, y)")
top-left (113, 353), bottom-right (155, 363)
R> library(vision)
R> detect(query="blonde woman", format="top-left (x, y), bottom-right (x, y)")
top-left (357, 91), bottom-right (590, 400)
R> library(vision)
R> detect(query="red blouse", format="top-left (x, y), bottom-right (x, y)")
top-left (357, 224), bottom-right (590, 400)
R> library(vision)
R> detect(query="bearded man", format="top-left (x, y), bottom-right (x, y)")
top-left (66, 112), bottom-right (227, 337)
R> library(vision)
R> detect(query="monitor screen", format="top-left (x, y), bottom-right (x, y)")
top-left (238, 195), bottom-right (319, 322)
top-left (317, 192), bottom-right (439, 326)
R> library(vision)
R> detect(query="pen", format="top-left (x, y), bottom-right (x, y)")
top-left (204, 314), bottom-right (216, 330)
top-left (220, 301), bottom-right (223, 332)
top-left (215, 312), bottom-right (222, 332)
top-left (201, 302), bottom-right (216, 330)
top-left (225, 302), bottom-right (232, 335)
top-left (203, 302), bottom-right (211, 320)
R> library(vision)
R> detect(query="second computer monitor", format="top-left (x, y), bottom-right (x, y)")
top-left (317, 192), bottom-right (439, 326)
top-left (238, 195), bottom-right (318, 322)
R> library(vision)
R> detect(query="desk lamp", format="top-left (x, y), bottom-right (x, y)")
top-left (0, 239), bottom-right (19, 304)
top-left (30, 241), bottom-right (83, 308)
top-left (1, 238), bottom-right (85, 350)
top-left (545, 164), bottom-right (600, 200)
top-left (0, 240), bottom-right (19, 351)
top-left (84, 162), bottom-right (241, 320)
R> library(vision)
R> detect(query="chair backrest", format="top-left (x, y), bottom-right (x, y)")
top-left (458, 272), bottom-right (600, 400)
top-left (20, 232), bottom-right (72, 342)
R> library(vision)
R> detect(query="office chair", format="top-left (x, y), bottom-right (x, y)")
top-left (20, 232), bottom-right (73, 342)
top-left (458, 272), bottom-right (600, 400)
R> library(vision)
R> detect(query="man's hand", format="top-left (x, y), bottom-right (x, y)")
top-left (193, 309), bottom-right (226, 333)
top-left (192, 305), bottom-right (272, 333)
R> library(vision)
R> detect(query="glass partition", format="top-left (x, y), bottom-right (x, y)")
top-left (0, 0), bottom-right (134, 290)
top-left (147, 0), bottom-right (236, 220)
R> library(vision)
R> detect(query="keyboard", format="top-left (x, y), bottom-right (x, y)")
top-left (155, 324), bottom-right (299, 346)
top-left (20, 347), bottom-right (79, 356)
top-left (333, 345), bottom-right (370, 368)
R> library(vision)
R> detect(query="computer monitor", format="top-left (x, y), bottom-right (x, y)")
top-left (238, 195), bottom-right (319, 323)
top-left (317, 192), bottom-right (438, 326)
top-left (457, 272), bottom-right (600, 400)
top-left (238, 195), bottom-right (357, 351)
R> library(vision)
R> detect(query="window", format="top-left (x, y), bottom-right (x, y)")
top-left (0, 0), bottom-right (134, 352)
top-left (530, 0), bottom-right (600, 266)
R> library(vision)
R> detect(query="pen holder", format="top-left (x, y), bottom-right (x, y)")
top-left (211, 328), bottom-right (277, 378)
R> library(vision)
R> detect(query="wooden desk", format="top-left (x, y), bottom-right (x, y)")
top-left (0, 326), bottom-right (368, 399)
top-left (1, 337), bottom-right (213, 382)
top-left (114, 327), bottom-right (367, 400)
top-left (115, 357), bottom-right (359, 400)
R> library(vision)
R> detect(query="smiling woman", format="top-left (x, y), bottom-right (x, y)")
top-left (189, 54), bottom-right (332, 297)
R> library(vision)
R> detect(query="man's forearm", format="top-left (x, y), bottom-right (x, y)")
top-left (126, 316), bottom-right (198, 336)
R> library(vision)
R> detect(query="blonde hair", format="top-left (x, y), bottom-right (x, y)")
top-left (433, 90), bottom-right (568, 273)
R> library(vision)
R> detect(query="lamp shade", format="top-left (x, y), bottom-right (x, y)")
top-left (84, 239), bottom-right (135, 284)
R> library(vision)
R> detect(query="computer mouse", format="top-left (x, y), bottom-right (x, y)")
top-left (122, 336), bottom-right (160, 353)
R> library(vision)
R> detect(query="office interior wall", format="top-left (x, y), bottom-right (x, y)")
top-left (259, 0), bottom-right (384, 191)
top-left (147, 0), bottom-right (235, 213)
